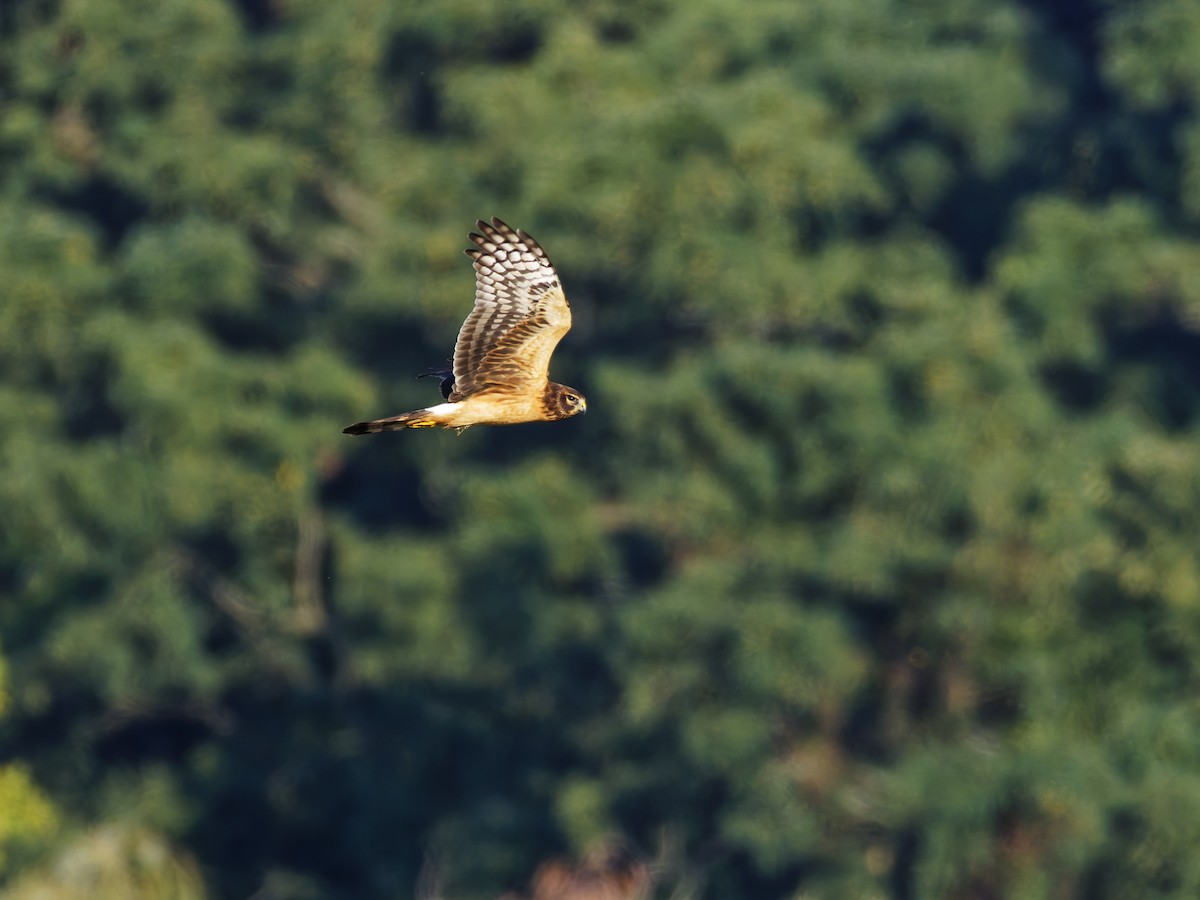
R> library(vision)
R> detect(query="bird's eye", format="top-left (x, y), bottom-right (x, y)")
top-left (567, 395), bottom-right (577, 403)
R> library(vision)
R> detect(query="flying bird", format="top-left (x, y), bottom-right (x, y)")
top-left (343, 218), bottom-right (586, 435)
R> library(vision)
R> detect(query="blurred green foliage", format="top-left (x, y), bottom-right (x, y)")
top-left (3, 0), bottom-right (1200, 897)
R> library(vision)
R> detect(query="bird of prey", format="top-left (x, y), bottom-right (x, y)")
top-left (343, 218), bottom-right (586, 435)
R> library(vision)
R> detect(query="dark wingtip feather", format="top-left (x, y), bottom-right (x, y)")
top-left (343, 422), bottom-right (371, 435)
top-left (417, 367), bottom-right (455, 401)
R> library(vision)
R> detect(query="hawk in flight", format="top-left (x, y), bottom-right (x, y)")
top-left (343, 218), bottom-right (586, 435)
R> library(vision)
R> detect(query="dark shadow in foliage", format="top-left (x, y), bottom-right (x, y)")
top-left (183, 678), bottom-right (579, 900)
top-left (382, 30), bottom-right (442, 135)
top-left (927, 162), bottom-right (1046, 281)
top-left (38, 175), bottom-right (148, 251)
top-left (1038, 310), bottom-right (1200, 428)
top-left (482, 25), bottom-right (542, 66)
top-left (202, 294), bottom-right (303, 353)
top-left (337, 314), bottom-right (431, 383)
top-left (228, 0), bottom-right (280, 33)
top-left (457, 562), bottom-right (541, 664)
top-left (704, 850), bottom-right (808, 900)
top-left (610, 528), bottom-right (670, 592)
top-left (182, 529), bottom-right (243, 578)
top-left (890, 828), bottom-right (920, 900)
top-left (1039, 361), bottom-right (1105, 414)
top-left (607, 745), bottom-right (728, 854)
top-left (321, 445), bottom-right (437, 533)
top-left (14, 682), bottom-right (109, 806)
top-left (224, 57), bottom-right (295, 129)
top-left (63, 358), bottom-right (126, 440)
top-left (468, 419), bottom-right (592, 470)
top-left (1015, 0), bottom-right (1105, 57)
top-left (1106, 308), bottom-right (1200, 431)
top-left (95, 703), bottom-right (223, 767)
top-left (1018, 0), bottom-right (1186, 211)
top-left (865, 110), bottom-right (1045, 281)
top-left (381, 20), bottom-right (540, 136)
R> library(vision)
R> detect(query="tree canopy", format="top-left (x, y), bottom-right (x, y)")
top-left (3, 0), bottom-right (1200, 897)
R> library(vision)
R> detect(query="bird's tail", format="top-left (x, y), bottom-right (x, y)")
top-left (343, 409), bottom-right (440, 435)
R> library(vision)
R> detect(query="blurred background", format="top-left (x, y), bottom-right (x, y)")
top-left (3, 0), bottom-right (1200, 898)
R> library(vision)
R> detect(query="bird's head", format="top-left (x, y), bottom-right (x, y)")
top-left (545, 382), bottom-right (588, 420)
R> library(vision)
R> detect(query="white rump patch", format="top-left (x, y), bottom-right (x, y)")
top-left (424, 402), bottom-right (458, 419)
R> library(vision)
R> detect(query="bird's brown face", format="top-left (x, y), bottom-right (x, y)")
top-left (544, 382), bottom-right (587, 420)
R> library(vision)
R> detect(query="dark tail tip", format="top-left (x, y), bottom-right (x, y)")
top-left (343, 422), bottom-right (372, 435)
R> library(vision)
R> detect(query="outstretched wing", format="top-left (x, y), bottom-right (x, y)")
top-left (451, 218), bottom-right (571, 399)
